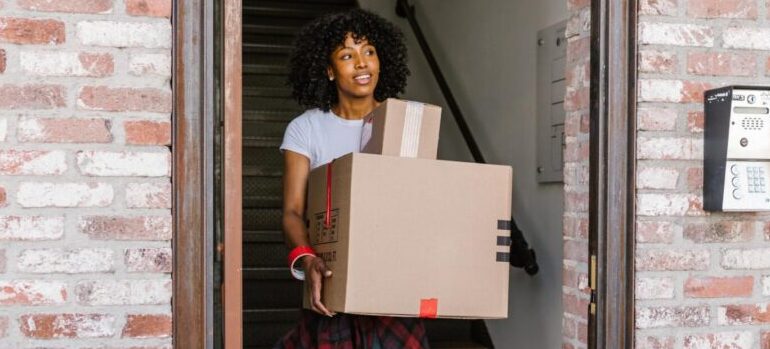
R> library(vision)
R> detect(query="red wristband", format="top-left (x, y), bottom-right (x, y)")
top-left (288, 246), bottom-right (316, 280)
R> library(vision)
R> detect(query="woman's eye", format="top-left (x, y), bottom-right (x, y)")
top-left (366, 49), bottom-right (376, 56)
top-left (341, 54), bottom-right (352, 60)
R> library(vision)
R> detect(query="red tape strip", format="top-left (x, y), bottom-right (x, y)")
top-left (324, 162), bottom-right (333, 229)
top-left (419, 298), bottom-right (438, 319)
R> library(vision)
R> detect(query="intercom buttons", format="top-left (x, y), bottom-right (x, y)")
top-left (731, 164), bottom-right (740, 175)
top-left (732, 177), bottom-right (740, 187)
top-left (733, 189), bottom-right (743, 200)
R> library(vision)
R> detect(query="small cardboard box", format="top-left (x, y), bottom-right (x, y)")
top-left (305, 153), bottom-right (512, 319)
top-left (360, 99), bottom-right (442, 159)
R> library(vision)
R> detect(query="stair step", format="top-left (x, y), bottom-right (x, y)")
top-left (243, 166), bottom-right (283, 178)
top-left (243, 23), bottom-right (299, 36)
top-left (244, 308), bottom-right (301, 323)
top-left (244, 267), bottom-right (294, 280)
top-left (243, 136), bottom-right (282, 148)
top-left (243, 63), bottom-right (289, 75)
top-left (244, 230), bottom-right (284, 243)
top-left (243, 195), bottom-right (282, 208)
top-left (243, 208), bottom-right (283, 230)
top-left (244, 86), bottom-right (292, 98)
top-left (244, 236), bottom-right (285, 268)
top-left (243, 119), bottom-right (289, 140)
top-left (244, 277), bottom-right (302, 310)
top-left (243, 308), bottom-right (301, 348)
top-left (244, 42), bottom-right (293, 54)
top-left (244, 95), bottom-right (301, 111)
top-left (243, 2), bottom-right (351, 20)
top-left (243, 175), bottom-right (282, 197)
top-left (243, 109), bottom-right (299, 122)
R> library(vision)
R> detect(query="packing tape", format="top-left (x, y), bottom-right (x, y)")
top-left (497, 236), bottom-right (512, 246)
top-left (496, 252), bottom-right (511, 262)
top-left (419, 298), bottom-right (438, 318)
top-left (400, 102), bottom-right (424, 158)
top-left (497, 220), bottom-right (512, 230)
top-left (325, 161), bottom-right (333, 229)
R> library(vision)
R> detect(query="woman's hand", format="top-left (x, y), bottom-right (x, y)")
top-left (303, 255), bottom-right (335, 316)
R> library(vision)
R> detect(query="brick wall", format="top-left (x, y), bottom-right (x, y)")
top-left (563, 0), bottom-right (591, 348)
top-left (0, 0), bottom-right (172, 347)
top-left (636, 0), bottom-right (770, 348)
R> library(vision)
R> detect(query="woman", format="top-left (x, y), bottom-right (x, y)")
top-left (275, 8), bottom-right (430, 349)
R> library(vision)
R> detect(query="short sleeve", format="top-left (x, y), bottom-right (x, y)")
top-left (280, 116), bottom-right (312, 161)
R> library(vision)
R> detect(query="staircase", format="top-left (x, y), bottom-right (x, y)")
top-left (241, 1), bottom-right (492, 348)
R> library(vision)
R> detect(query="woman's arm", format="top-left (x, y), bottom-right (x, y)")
top-left (282, 150), bottom-right (334, 316)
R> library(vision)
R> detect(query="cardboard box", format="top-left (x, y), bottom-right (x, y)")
top-left (305, 153), bottom-right (512, 319)
top-left (360, 98), bottom-right (442, 159)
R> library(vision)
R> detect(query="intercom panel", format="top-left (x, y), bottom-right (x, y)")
top-left (704, 86), bottom-right (770, 211)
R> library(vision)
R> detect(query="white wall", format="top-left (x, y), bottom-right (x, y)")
top-left (359, 1), bottom-right (568, 348)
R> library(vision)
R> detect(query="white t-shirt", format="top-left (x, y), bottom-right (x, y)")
top-left (280, 108), bottom-right (364, 169)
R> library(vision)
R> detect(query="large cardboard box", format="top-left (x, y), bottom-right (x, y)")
top-left (360, 99), bottom-right (442, 159)
top-left (305, 153), bottom-right (512, 319)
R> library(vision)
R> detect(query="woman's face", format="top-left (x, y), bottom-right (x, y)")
top-left (327, 33), bottom-right (380, 102)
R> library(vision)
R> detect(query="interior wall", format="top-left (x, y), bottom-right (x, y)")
top-left (358, 1), bottom-right (568, 348)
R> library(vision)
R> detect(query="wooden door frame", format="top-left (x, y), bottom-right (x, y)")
top-left (588, 0), bottom-right (637, 348)
top-left (172, 0), bottom-right (242, 348)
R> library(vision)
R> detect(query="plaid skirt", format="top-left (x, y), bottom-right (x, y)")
top-left (273, 310), bottom-right (430, 349)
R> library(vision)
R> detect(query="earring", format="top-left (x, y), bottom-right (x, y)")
top-left (329, 76), bottom-right (334, 81)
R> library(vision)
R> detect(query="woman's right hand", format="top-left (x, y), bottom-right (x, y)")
top-left (303, 255), bottom-right (335, 316)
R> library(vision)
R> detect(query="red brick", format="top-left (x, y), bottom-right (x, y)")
top-left (0, 150), bottom-right (67, 176)
top-left (639, 79), bottom-right (714, 103)
top-left (639, 50), bottom-right (677, 73)
top-left (565, 63), bottom-right (589, 90)
top-left (79, 215), bottom-right (172, 241)
top-left (637, 221), bottom-right (679, 244)
top-left (565, 192), bottom-right (589, 213)
top-left (766, 222), bottom-right (770, 240)
top-left (564, 215), bottom-right (589, 239)
top-left (563, 293), bottom-right (590, 317)
top-left (0, 186), bottom-right (5, 207)
top-left (564, 239), bottom-right (588, 262)
top-left (18, 0), bottom-right (112, 13)
top-left (685, 276), bottom-right (754, 298)
top-left (719, 304), bottom-right (770, 325)
top-left (686, 168), bottom-right (703, 191)
top-left (636, 249), bottom-right (710, 271)
top-left (0, 17), bottom-right (65, 45)
top-left (563, 317), bottom-right (577, 339)
top-left (0, 249), bottom-right (5, 273)
top-left (640, 0), bottom-right (678, 16)
top-left (17, 117), bottom-right (112, 143)
top-left (687, 52), bottom-right (756, 77)
top-left (638, 137), bottom-right (700, 160)
top-left (762, 332), bottom-right (769, 348)
top-left (124, 120), bottom-right (170, 145)
top-left (637, 193), bottom-right (704, 216)
top-left (684, 221), bottom-right (754, 243)
top-left (126, 182), bottom-right (171, 209)
top-left (567, 37), bottom-right (590, 64)
top-left (0, 49), bottom-right (5, 73)
top-left (688, 0), bottom-right (758, 18)
top-left (20, 314), bottom-right (115, 338)
top-left (767, 57), bottom-right (770, 76)
top-left (0, 84), bottom-right (66, 109)
top-left (126, 0), bottom-right (170, 17)
top-left (637, 306), bottom-right (710, 328)
top-left (563, 344), bottom-right (575, 349)
top-left (687, 111), bottom-right (704, 133)
top-left (563, 265), bottom-right (590, 294)
top-left (122, 314), bottom-right (171, 338)
top-left (0, 280), bottom-right (67, 305)
top-left (78, 86), bottom-right (171, 113)
top-left (0, 316), bottom-right (7, 338)
top-left (637, 336), bottom-right (675, 349)
top-left (639, 23), bottom-right (714, 47)
top-left (565, 87), bottom-right (590, 112)
top-left (637, 167), bottom-right (679, 189)
top-left (577, 321), bottom-right (587, 344)
top-left (124, 248), bottom-right (172, 273)
top-left (568, 0), bottom-right (590, 10)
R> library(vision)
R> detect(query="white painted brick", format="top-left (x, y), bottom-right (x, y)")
top-left (639, 22), bottom-right (714, 47)
top-left (0, 118), bottom-right (6, 142)
top-left (638, 137), bottom-right (700, 160)
top-left (639, 79), bottom-right (684, 102)
top-left (17, 182), bottom-right (113, 208)
top-left (684, 332), bottom-right (754, 349)
top-left (0, 280), bottom-right (67, 305)
top-left (0, 150), bottom-right (67, 176)
top-left (129, 52), bottom-right (171, 77)
top-left (636, 277), bottom-right (675, 299)
top-left (637, 193), bottom-right (698, 216)
top-left (0, 216), bottom-right (64, 240)
top-left (20, 51), bottom-right (110, 77)
top-left (75, 279), bottom-right (171, 305)
top-left (636, 306), bottom-right (710, 329)
top-left (722, 248), bottom-right (770, 269)
top-left (763, 276), bottom-right (770, 296)
top-left (723, 27), bottom-right (770, 50)
top-left (126, 182), bottom-right (171, 208)
top-left (77, 150), bottom-right (170, 177)
top-left (17, 248), bottom-right (114, 273)
top-left (77, 21), bottom-right (171, 49)
top-left (638, 167), bottom-right (679, 189)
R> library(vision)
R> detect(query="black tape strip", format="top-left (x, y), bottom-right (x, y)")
top-left (498, 220), bottom-right (511, 230)
top-left (496, 252), bottom-right (510, 262)
top-left (497, 236), bottom-right (512, 246)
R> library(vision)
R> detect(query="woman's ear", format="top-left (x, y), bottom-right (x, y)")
top-left (326, 66), bottom-right (334, 81)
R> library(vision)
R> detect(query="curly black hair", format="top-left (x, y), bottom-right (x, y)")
top-left (287, 9), bottom-right (409, 111)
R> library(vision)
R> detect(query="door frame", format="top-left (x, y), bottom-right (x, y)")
top-left (172, 0), bottom-right (242, 348)
top-left (171, 0), bottom-right (638, 348)
top-left (588, 0), bottom-right (637, 348)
